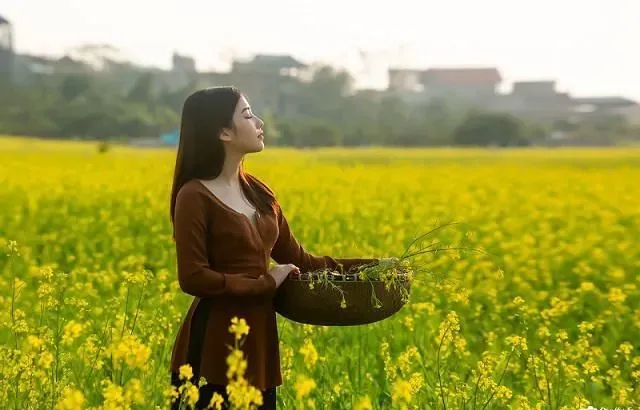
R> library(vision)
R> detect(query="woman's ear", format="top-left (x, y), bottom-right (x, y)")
top-left (219, 127), bottom-right (233, 142)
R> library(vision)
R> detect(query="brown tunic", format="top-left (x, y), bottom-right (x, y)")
top-left (169, 179), bottom-right (376, 390)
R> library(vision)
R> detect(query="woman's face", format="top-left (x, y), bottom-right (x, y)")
top-left (220, 95), bottom-right (265, 154)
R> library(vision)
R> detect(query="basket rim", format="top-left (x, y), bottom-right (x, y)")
top-left (284, 277), bottom-right (411, 284)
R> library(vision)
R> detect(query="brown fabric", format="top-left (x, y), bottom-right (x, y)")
top-left (169, 179), bottom-right (376, 390)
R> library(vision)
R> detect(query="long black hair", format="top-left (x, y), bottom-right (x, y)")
top-left (170, 86), bottom-right (276, 227)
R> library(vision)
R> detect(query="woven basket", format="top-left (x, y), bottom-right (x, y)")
top-left (273, 276), bottom-right (411, 326)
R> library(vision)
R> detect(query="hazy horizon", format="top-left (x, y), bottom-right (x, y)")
top-left (3, 0), bottom-right (639, 100)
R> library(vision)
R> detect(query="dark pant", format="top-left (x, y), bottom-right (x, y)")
top-left (170, 372), bottom-right (276, 410)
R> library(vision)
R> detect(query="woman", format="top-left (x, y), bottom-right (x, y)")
top-left (168, 86), bottom-right (376, 409)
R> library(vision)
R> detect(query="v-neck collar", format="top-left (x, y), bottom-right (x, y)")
top-left (196, 179), bottom-right (259, 227)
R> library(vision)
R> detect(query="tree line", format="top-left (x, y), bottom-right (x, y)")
top-left (0, 65), bottom-right (636, 147)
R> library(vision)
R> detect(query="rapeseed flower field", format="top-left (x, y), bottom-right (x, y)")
top-left (1, 137), bottom-right (639, 409)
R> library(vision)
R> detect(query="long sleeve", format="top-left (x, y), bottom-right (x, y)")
top-left (270, 203), bottom-right (378, 273)
top-left (173, 187), bottom-right (277, 298)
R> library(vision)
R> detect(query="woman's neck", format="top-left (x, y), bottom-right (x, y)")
top-left (216, 151), bottom-right (244, 186)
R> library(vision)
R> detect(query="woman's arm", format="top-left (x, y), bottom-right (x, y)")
top-left (270, 203), bottom-right (378, 273)
top-left (173, 187), bottom-right (277, 298)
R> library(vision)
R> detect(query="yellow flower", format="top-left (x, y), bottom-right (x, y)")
top-left (295, 375), bottom-right (316, 400)
top-left (380, 340), bottom-right (396, 381)
top-left (615, 386), bottom-right (633, 403)
top-left (616, 342), bottom-right (633, 357)
top-left (555, 330), bottom-right (568, 344)
top-left (354, 395), bottom-right (373, 410)
top-left (55, 386), bottom-right (85, 410)
top-left (495, 385), bottom-right (512, 400)
top-left (208, 392), bottom-right (225, 410)
top-left (608, 287), bottom-right (626, 304)
top-left (226, 378), bottom-right (263, 409)
top-left (578, 321), bottom-right (594, 334)
top-left (101, 380), bottom-right (125, 407)
top-left (62, 320), bottom-right (84, 345)
top-left (409, 372), bottom-right (424, 394)
top-left (299, 338), bottom-right (318, 370)
top-left (27, 335), bottom-right (44, 350)
top-left (564, 364), bottom-right (580, 381)
top-left (108, 334), bottom-right (151, 370)
top-left (397, 346), bottom-right (420, 375)
top-left (512, 296), bottom-right (525, 306)
top-left (582, 359), bottom-right (599, 375)
top-left (6, 239), bottom-right (20, 256)
top-left (332, 383), bottom-right (341, 395)
top-left (404, 315), bottom-right (414, 332)
top-left (436, 311), bottom-right (460, 346)
top-left (505, 335), bottom-right (528, 352)
top-left (226, 349), bottom-right (248, 380)
top-left (229, 316), bottom-right (250, 341)
top-left (125, 378), bottom-right (145, 405)
top-left (537, 325), bottom-right (550, 339)
top-left (391, 378), bottom-right (412, 404)
top-left (184, 384), bottom-right (199, 408)
top-left (580, 282), bottom-right (596, 292)
top-left (179, 364), bottom-right (193, 381)
top-left (39, 351), bottom-right (54, 369)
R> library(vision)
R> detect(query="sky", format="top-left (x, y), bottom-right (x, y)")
top-left (3, 0), bottom-right (640, 100)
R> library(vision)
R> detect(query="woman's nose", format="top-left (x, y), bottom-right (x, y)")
top-left (255, 116), bottom-right (264, 129)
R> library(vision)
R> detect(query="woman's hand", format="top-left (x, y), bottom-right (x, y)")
top-left (268, 264), bottom-right (300, 288)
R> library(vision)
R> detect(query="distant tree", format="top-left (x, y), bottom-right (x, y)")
top-left (126, 72), bottom-right (155, 104)
top-left (59, 74), bottom-right (93, 102)
top-left (261, 109), bottom-right (281, 145)
top-left (377, 94), bottom-right (409, 146)
top-left (453, 112), bottom-right (530, 147)
top-left (295, 65), bottom-right (353, 122)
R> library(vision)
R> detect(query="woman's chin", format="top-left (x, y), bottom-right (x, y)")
top-left (250, 142), bottom-right (265, 153)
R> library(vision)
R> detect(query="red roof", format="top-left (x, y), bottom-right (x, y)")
top-left (422, 68), bottom-right (502, 85)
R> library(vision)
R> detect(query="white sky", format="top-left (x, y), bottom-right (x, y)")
top-left (3, 0), bottom-right (639, 100)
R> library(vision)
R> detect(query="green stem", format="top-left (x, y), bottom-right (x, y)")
top-left (471, 369), bottom-right (483, 410)
top-left (400, 221), bottom-right (461, 259)
top-left (9, 258), bottom-right (21, 410)
top-left (121, 287), bottom-right (131, 338)
top-left (129, 282), bottom-right (147, 335)
top-left (52, 302), bottom-right (61, 410)
top-left (401, 246), bottom-right (489, 261)
top-left (357, 325), bottom-right (362, 392)
top-left (437, 323), bottom-right (451, 410)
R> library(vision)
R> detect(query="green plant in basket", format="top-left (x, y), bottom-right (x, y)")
top-left (298, 221), bottom-right (483, 310)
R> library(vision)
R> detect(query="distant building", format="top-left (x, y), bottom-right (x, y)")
top-left (388, 66), bottom-right (502, 106)
top-left (0, 15), bottom-right (14, 80)
top-left (613, 104), bottom-right (640, 126)
top-left (146, 52), bottom-right (200, 93)
top-left (512, 80), bottom-right (557, 97)
top-left (227, 54), bottom-right (310, 116)
top-left (569, 96), bottom-right (639, 125)
top-left (571, 96), bottom-right (637, 113)
top-left (421, 67), bottom-right (502, 102)
top-left (388, 68), bottom-right (424, 92)
top-left (489, 80), bottom-right (574, 121)
top-left (232, 54), bottom-right (308, 78)
top-left (172, 52), bottom-right (196, 73)
top-left (11, 53), bottom-right (91, 85)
